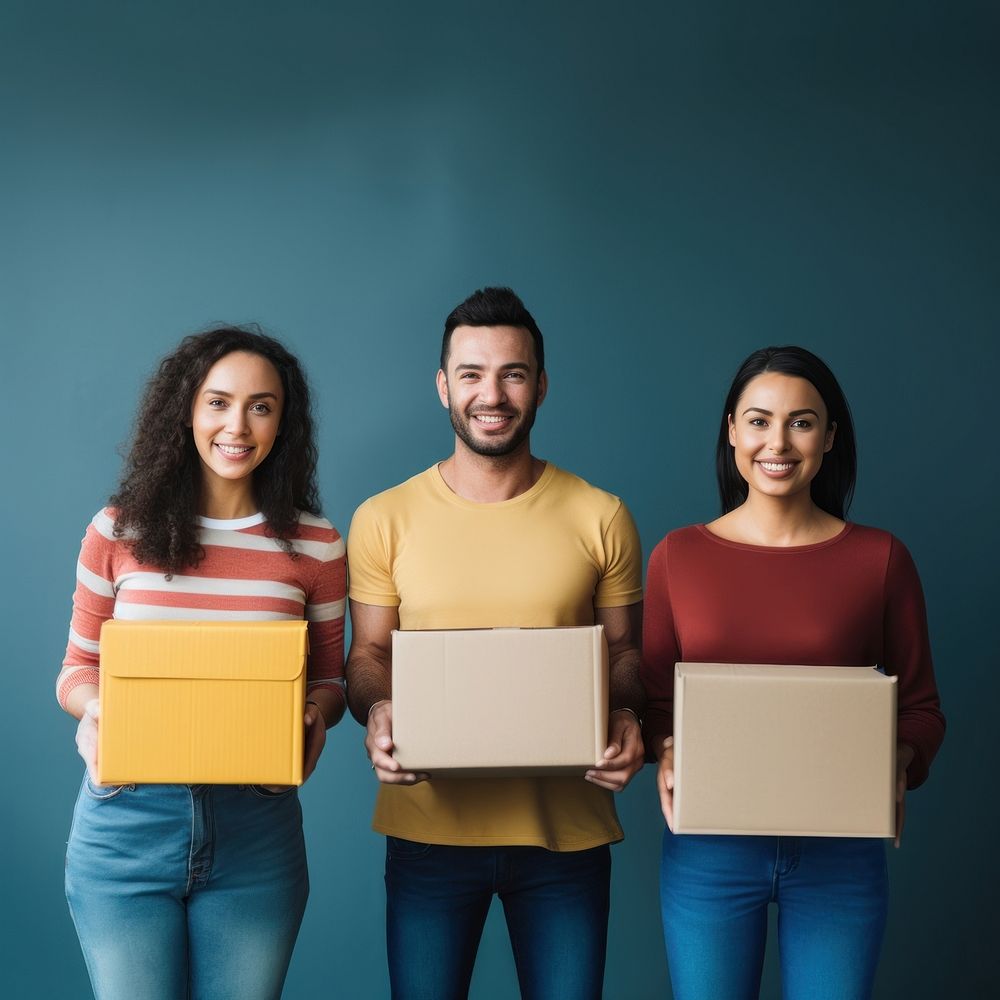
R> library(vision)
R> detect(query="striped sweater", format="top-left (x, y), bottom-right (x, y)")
top-left (58, 508), bottom-right (346, 710)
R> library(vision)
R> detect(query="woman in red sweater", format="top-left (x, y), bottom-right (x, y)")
top-left (640, 345), bottom-right (944, 1000)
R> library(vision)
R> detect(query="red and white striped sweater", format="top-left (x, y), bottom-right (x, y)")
top-left (58, 508), bottom-right (346, 710)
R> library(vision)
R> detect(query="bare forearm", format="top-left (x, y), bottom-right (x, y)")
top-left (599, 602), bottom-right (645, 717)
top-left (609, 647), bottom-right (645, 717)
top-left (345, 600), bottom-right (398, 725)
top-left (345, 650), bottom-right (392, 726)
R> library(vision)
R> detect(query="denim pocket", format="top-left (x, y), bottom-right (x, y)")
top-left (82, 776), bottom-right (130, 801)
top-left (247, 785), bottom-right (297, 800)
top-left (386, 836), bottom-right (434, 860)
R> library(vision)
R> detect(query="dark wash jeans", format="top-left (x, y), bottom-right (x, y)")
top-left (385, 837), bottom-right (612, 1000)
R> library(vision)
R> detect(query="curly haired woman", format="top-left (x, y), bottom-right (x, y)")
top-left (57, 327), bottom-right (346, 1000)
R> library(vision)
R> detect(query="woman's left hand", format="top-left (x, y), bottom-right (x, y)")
top-left (894, 742), bottom-right (916, 848)
top-left (75, 697), bottom-right (101, 786)
top-left (261, 703), bottom-right (327, 793)
top-left (302, 701), bottom-right (327, 783)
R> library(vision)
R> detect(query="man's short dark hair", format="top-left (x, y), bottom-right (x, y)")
top-left (441, 287), bottom-right (545, 373)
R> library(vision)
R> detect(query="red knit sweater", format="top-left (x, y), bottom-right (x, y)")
top-left (640, 523), bottom-right (945, 788)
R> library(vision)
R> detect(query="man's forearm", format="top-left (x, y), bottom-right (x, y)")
top-left (345, 650), bottom-right (392, 726)
top-left (609, 647), bottom-right (646, 717)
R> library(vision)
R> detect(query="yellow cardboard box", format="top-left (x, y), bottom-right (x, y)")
top-left (391, 625), bottom-right (609, 776)
top-left (673, 662), bottom-right (897, 837)
top-left (98, 620), bottom-right (308, 785)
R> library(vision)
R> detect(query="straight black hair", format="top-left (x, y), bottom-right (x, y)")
top-left (716, 345), bottom-right (857, 518)
top-left (441, 287), bottom-right (545, 373)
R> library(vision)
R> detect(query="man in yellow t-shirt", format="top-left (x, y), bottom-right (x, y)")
top-left (345, 286), bottom-right (644, 1000)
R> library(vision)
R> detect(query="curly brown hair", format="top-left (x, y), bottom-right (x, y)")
top-left (110, 326), bottom-right (321, 575)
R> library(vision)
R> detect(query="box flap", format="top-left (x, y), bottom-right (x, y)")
top-left (100, 620), bottom-right (308, 681)
top-left (675, 662), bottom-right (891, 684)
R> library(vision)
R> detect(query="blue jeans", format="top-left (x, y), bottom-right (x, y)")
top-left (385, 837), bottom-right (611, 1000)
top-left (65, 778), bottom-right (309, 1000)
top-left (660, 829), bottom-right (888, 1000)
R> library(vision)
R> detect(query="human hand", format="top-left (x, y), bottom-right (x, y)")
top-left (586, 709), bottom-right (644, 791)
top-left (894, 742), bottom-right (916, 848)
top-left (301, 701), bottom-right (327, 784)
top-left (655, 738), bottom-right (675, 830)
top-left (75, 698), bottom-right (101, 786)
top-left (260, 702), bottom-right (328, 793)
top-left (365, 700), bottom-right (428, 785)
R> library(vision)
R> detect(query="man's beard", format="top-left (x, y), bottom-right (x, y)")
top-left (449, 401), bottom-right (538, 458)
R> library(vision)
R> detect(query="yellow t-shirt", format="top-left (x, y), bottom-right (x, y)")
top-left (347, 462), bottom-right (643, 851)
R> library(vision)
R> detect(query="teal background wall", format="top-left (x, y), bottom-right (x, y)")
top-left (2, 1), bottom-right (996, 996)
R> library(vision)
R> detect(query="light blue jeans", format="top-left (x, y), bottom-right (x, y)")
top-left (66, 778), bottom-right (308, 1000)
top-left (660, 829), bottom-right (889, 1000)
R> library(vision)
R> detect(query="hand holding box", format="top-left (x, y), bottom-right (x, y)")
top-left (391, 626), bottom-right (608, 777)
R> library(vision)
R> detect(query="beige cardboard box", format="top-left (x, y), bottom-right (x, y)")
top-left (98, 620), bottom-right (308, 785)
top-left (673, 663), bottom-right (897, 837)
top-left (391, 626), bottom-right (609, 776)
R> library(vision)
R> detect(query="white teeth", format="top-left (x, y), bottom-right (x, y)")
top-left (760, 462), bottom-right (793, 471)
top-left (475, 415), bottom-right (507, 424)
top-left (217, 444), bottom-right (252, 455)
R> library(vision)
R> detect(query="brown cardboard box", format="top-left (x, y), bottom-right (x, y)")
top-left (673, 663), bottom-right (897, 837)
top-left (391, 626), bottom-right (609, 776)
top-left (98, 620), bottom-right (308, 785)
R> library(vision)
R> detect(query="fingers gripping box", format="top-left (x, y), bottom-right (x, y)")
top-left (672, 662), bottom-right (897, 837)
top-left (98, 620), bottom-right (308, 785)
top-left (391, 625), bottom-right (609, 776)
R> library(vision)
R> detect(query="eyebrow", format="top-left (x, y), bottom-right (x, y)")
top-left (742, 406), bottom-right (821, 418)
top-left (202, 389), bottom-right (280, 400)
top-left (453, 362), bottom-right (531, 372)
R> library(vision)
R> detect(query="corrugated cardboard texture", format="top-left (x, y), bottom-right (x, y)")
top-left (392, 626), bottom-right (608, 776)
top-left (673, 663), bottom-right (897, 837)
top-left (98, 620), bottom-right (307, 785)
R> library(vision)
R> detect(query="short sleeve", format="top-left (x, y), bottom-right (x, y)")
top-left (347, 497), bottom-right (401, 607)
top-left (593, 501), bottom-right (643, 609)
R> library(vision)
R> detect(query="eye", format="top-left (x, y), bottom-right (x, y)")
top-left (748, 417), bottom-right (768, 428)
top-left (207, 398), bottom-right (227, 408)
top-left (503, 371), bottom-right (526, 381)
top-left (250, 402), bottom-right (272, 415)
top-left (791, 419), bottom-right (813, 430)
top-left (459, 372), bottom-right (479, 381)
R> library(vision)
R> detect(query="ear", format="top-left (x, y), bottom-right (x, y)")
top-left (824, 420), bottom-right (837, 453)
top-left (536, 370), bottom-right (548, 407)
top-left (727, 413), bottom-right (736, 447)
top-left (435, 368), bottom-right (450, 409)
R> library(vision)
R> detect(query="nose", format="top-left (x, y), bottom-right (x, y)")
top-left (225, 408), bottom-right (249, 436)
top-left (767, 423), bottom-right (789, 454)
top-left (477, 376), bottom-right (507, 407)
